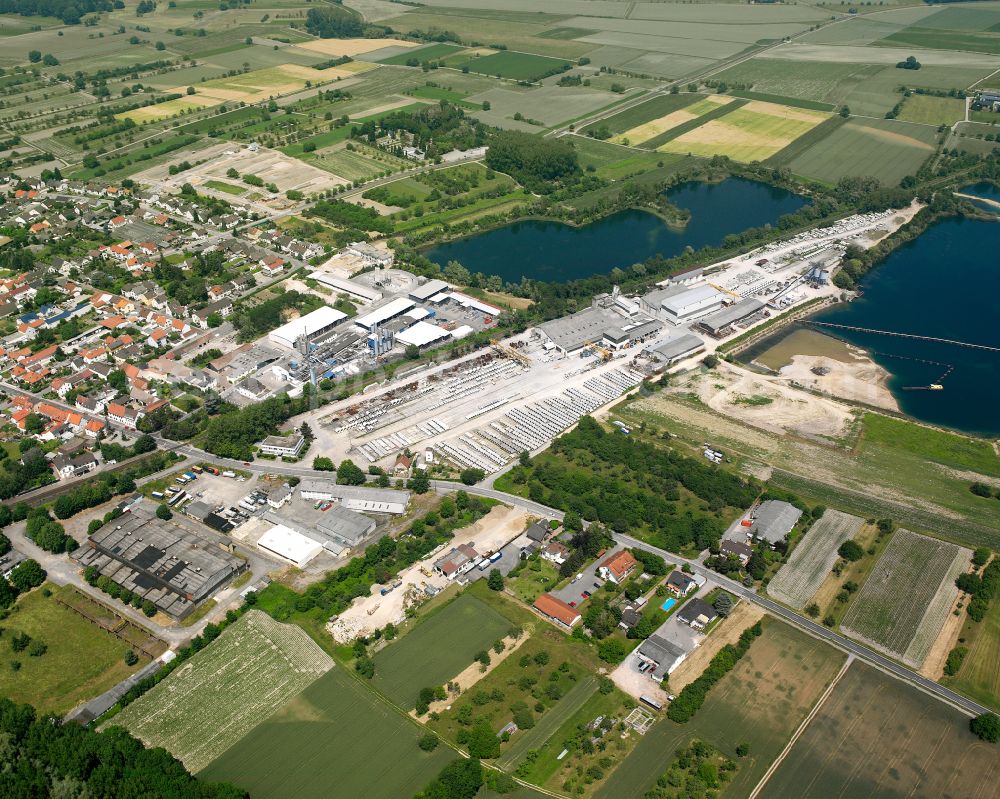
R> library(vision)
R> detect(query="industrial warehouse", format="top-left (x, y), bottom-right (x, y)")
top-left (75, 504), bottom-right (247, 619)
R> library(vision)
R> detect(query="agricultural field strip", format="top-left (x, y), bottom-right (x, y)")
top-left (110, 611), bottom-right (332, 772)
top-left (768, 510), bottom-right (864, 609)
top-left (497, 675), bottom-right (598, 771)
top-left (902, 549), bottom-right (968, 667)
top-left (613, 94), bottom-right (731, 146)
top-left (841, 529), bottom-right (969, 666)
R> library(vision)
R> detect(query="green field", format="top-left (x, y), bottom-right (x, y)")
top-left (200, 664), bottom-right (452, 799)
top-left (898, 93), bottom-right (967, 125)
top-left (787, 116), bottom-right (937, 186)
top-left (585, 93), bottom-right (702, 136)
top-left (372, 592), bottom-right (515, 708)
top-left (112, 611), bottom-right (333, 772)
top-left (459, 50), bottom-right (572, 81)
top-left (204, 180), bottom-right (246, 195)
top-left (596, 619), bottom-right (846, 799)
top-left (942, 585), bottom-right (1000, 711)
top-left (758, 661), bottom-right (999, 798)
top-left (714, 58), bottom-right (885, 107)
top-left (863, 412), bottom-right (1000, 476)
top-left (0, 584), bottom-right (150, 716)
top-left (840, 529), bottom-right (966, 666)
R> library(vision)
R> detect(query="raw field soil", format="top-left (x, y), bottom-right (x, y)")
top-left (0, 584), bottom-right (150, 716)
top-left (787, 116), bottom-right (938, 186)
top-left (758, 661), bottom-right (1000, 799)
top-left (378, 42), bottom-right (465, 64)
top-left (898, 93), bottom-right (967, 126)
top-left (199, 663), bottom-right (452, 799)
top-left (612, 94), bottom-right (729, 146)
top-left (658, 99), bottom-right (829, 162)
top-left (767, 509), bottom-right (864, 610)
top-left (372, 591), bottom-right (514, 707)
top-left (294, 37), bottom-right (422, 58)
top-left (595, 619), bottom-right (846, 799)
top-left (840, 529), bottom-right (970, 667)
top-left (111, 611), bottom-right (332, 772)
top-left (941, 566), bottom-right (1000, 712)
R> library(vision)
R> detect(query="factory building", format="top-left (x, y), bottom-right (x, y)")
top-left (354, 297), bottom-right (416, 331)
top-left (268, 305), bottom-right (348, 349)
top-left (75, 506), bottom-right (246, 619)
top-left (396, 320), bottom-right (452, 349)
top-left (258, 524), bottom-right (323, 568)
top-left (537, 291), bottom-right (661, 355)
top-left (697, 298), bottom-right (766, 337)
top-left (408, 278), bottom-right (450, 303)
top-left (308, 271), bottom-right (383, 303)
top-left (658, 284), bottom-right (727, 323)
top-left (642, 332), bottom-right (706, 367)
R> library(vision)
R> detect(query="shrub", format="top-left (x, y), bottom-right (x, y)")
top-left (838, 540), bottom-right (864, 561)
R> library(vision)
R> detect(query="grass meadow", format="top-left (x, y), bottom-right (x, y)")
top-left (0, 584), bottom-right (149, 716)
top-left (898, 93), bottom-right (967, 125)
top-left (372, 591), bottom-right (515, 708)
top-left (199, 664), bottom-right (452, 799)
top-left (942, 581), bottom-right (1000, 712)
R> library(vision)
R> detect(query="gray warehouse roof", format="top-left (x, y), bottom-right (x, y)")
top-left (316, 504), bottom-right (376, 546)
top-left (645, 333), bottom-right (705, 365)
top-left (75, 507), bottom-right (244, 618)
top-left (538, 306), bottom-right (623, 353)
top-left (752, 500), bottom-right (803, 544)
top-left (409, 278), bottom-right (449, 302)
top-left (698, 298), bottom-right (766, 334)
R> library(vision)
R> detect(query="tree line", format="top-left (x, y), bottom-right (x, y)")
top-left (509, 417), bottom-right (759, 552)
top-left (0, 0), bottom-right (115, 25)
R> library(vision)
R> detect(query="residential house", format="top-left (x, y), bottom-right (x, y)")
top-left (665, 571), bottom-right (698, 598)
top-left (541, 541), bottom-right (569, 565)
top-left (433, 544), bottom-right (480, 580)
top-left (598, 549), bottom-right (638, 585)
top-left (676, 598), bottom-right (718, 631)
top-left (106, 402), bottom-right (143, 429)
top-left (533, 592), bottom-right (581, 629)
top-left (720, 539), bottom-right (753, 565)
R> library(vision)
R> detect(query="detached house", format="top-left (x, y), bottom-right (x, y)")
top-left (598, 549), bottom-right (638, 585)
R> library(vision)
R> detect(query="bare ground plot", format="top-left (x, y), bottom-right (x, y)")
top-left (109, 611), bottom-right (333, 772)
top-left (757, 661), bottom-right (1000, 799)
top-left (293, 38), bottom-right (422, 58)
top-left (787, 117), bottom-right (937, 186)
top-left (329, 505), bottom-right (530, 642)
top-left (840, 529), bottom-right (970, 668)
top-left (135, 142), bottom-right (350, 195)
top-left (767, 510), bottom-right (864, 609)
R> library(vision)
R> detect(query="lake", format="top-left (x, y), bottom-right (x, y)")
top-left (811, 215), bottom-right (1000, 436)
top-left (423, 177), bottom-right (806, 283)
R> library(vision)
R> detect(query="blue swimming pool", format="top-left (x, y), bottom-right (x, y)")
top-left (661, 597), bottom-right (677, 612)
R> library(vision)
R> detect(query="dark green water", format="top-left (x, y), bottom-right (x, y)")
top-left (423, 177), bottom-right (806, 283)
top-left (808, 213), bottom-right (1000, 436)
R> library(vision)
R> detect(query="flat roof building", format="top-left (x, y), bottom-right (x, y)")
top-left (698, 298), bottom-right (766, 337)
top-left (643, 333), bottom-right (705, 367)
top-left (354, 297), bottom-right (415, 330)
top-left (637, 633), bottom-right (688, 679)
top-left (74, 506), bottom-right (245, 618)
top-left (258, 524), bottom-right (323, 567)
top-left (396, 321), bottom-right (451, 349)
top-left (259, 434), bottom-right (305, 458)
top-left (408, 278), bottom-right (449, 302)
top-left (660, 284), bottom-right (727, 323)
top-left (268, 305), bottom-right (348, 349)
top-left (299, 479), bottom-right (409, 514)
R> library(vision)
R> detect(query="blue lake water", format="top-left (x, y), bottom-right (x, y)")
top-left (423, 177), bottom-right (806, 283)
top-left (812, 213), bottom-right (1000, 436)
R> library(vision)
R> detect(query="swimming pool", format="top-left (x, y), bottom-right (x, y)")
top-left (660, 597), bottom-right (677, 612)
